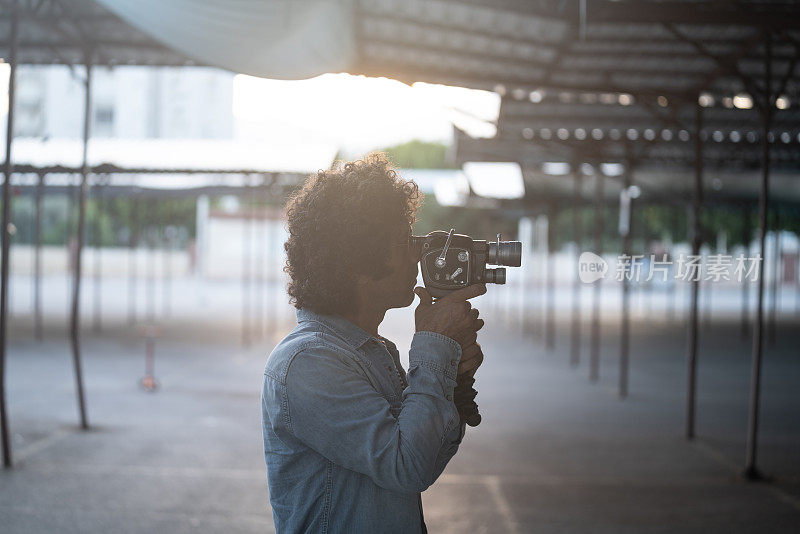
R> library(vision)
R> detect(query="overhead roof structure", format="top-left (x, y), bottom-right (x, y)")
top-left (356, 0), bottom-right (800, 101)
top-left (6, 1), bottom-right (799, 99)
top-left (4, 0), bottom-right (798, 205)
top-left (356, 0), bottom-right (800, 206)
top-left (486, 97), bottom-right (800, 166)
top-left (0, 0), bottom-right (197, 66)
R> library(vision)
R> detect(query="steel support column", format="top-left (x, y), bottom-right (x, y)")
top-left (741, 204), bottom-right (752, 340)
top-left (703, 250), bottom-right (713, 328)
top-left (66, 179), bottom-right (75, 316)
top-left (162, 201), bottom-right (172, 319)
top-left (261, 182), bottom-right (270, 334)
top-left (639, 206), bottom-right (650, 319)
top-left (570, 172), bottom-right (583, 367)
top-left (668, 206), bottom-right (680, 322)
top-left (69, 56), bottom-right (92, 430)
top-left (242, 188), bottom-right (251, 348)
top-left (619, 159), bottom-right (634, 399)
top-left (163, 222), bottom-right (172, 318)
top-left (34, 172), bottom-right (44, 341)
top-left (589, 173), bottom-right (605, 382)
top-left (745, 33), bottom-right (773, 479)
top-left (128, 194), bottom-right (139, 325)
top-left (686, 102), bottom-right (704, 440)
top-left (545, 203), bottom-right (556, 351)
top-left (146, 203), bottom-right (157, 325)
top-left (254, 183), bottom-right (264, 340)
top-left (532, 215), bottom-right (542, 340)
top-left (0, 0), bottom-right (20, 467)
top-left (768, 210), bottom-right (780, 346)
top-left (92, 177), bottom-right (103, 333)
top-left (268, 212), bottom-right (277, 333)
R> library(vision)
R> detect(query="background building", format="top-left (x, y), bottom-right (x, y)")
top-left (13, 65), bottom-right (234, 140)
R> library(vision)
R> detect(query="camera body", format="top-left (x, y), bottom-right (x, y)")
top-left (411, 229), bottom-right (522, 298)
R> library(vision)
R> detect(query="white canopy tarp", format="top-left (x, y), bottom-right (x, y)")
top-left (94, 0), bottom-right (356, 79)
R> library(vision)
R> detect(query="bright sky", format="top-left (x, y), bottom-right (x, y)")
top-left (232, 72), bottom-right (499, 155)
top-left (1, 65), bottom-right (498, 155)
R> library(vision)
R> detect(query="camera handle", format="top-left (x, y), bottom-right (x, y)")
top-left (455, 373), bottom-right (482, 427)
top-left (430, 293), bottom-right (482, 427)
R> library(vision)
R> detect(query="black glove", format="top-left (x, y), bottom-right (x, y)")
top-left (454, 373), bottom-right (481, 427)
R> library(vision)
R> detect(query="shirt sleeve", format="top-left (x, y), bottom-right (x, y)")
top-left (281, 331), bottom-right (461, 494)
top-left (430, 420), bottom-right (466, 482)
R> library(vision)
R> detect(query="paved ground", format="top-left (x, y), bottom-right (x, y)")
top-left (1, 279), bottom-right (799, 533)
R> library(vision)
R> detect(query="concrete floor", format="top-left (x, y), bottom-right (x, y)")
top-left (1, 287), bottom-right (799, 533)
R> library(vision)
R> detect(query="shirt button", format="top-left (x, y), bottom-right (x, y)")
top-left (450, 360), bottom-right (457, 366)
top-left (446, 395), bottom-right (453, 401)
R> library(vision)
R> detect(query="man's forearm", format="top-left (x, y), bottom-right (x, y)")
top-left (431, 419), bottom-right (466, 481)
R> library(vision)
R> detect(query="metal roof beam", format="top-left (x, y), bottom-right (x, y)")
top-left (9, 163), bottom-right (308, 177)
top-left (663, 23), bottom-right (767, 111)
top-left (48, 0), bottom-right (113, 65)
top-left (774, 31), bottom-right (800, 100)
top-left (358, 60), bottom-right (706, 99)
top-left (0, 39), bottom-right (180, 52)
top-left (364, 40), bottom-right (745, 80)
top-left (357, 11), bottom-right (560, 50)
top-left (363, 37), bottom-right (551, 70)
top-left (583, 1), bottom-right (800, 29)
top-left (1, 0), bottom-right (91, 73)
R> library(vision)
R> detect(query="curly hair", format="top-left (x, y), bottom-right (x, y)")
top-left (283, 152), bottom-right (422, 315)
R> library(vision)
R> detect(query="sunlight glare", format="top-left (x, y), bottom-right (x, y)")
top-left (233, 73), bottom-right (499, 152)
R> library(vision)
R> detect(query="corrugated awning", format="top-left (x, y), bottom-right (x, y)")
top-left (3, 0), bottom-right (800, 206)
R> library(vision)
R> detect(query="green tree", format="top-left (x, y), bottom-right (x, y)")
top-left (381, 140), bottom-right (456, 169)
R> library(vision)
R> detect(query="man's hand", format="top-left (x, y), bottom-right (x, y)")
top-left (458, 342), bottom-right (483, 377)
top-left (414, 284), bottom-right (486, 349)
top-left (454, 370), bottom-right (481, 427)
top-left (456, 343), bottom-right (483, 426)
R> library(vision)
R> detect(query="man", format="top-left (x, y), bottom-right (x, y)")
top-left (261, 153), bottom-right (485, 533)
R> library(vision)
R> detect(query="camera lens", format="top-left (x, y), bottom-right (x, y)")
top-left (484, 268), bottom-right (506, 284)
top-left (488, 241), bottom-right (522, 267)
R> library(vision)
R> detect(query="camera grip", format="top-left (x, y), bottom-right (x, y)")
top-left (454, 373), bottom-right (481, 427)
top-left (429, 290), bottom-right (482, 426)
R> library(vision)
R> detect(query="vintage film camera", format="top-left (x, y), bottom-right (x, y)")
top-left (410, 229), bottom-right (522, 426)
top-left (411, 229), bottom-right (522, 298)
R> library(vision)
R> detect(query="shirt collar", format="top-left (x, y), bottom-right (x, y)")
top-left (296, 308), bottom-right (374, 349)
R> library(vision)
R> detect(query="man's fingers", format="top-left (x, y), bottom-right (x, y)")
top-left (440, 283), bottom-right (487, 303)
top-left (474, 318), bottom-right (485, 332)
top-left (458, 350), bottom-right (483, 374)
top-left (458, 366), bottom-right (479, 380)
top-left (459, 355), bottom-right (483, 374)
top-left (414, 286), bottom-right (432, 307)
top-left (468, 308), bottom-right (479, 321)
top-left (459, 344), bottom-right (484, 374)
top-left (462, 330), bottom-right (478, 347)
top-left (462, 343), bottom-right (480, 360)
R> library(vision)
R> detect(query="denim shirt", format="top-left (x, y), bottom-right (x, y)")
top-left (261, 308), bottom-right (466, 533)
